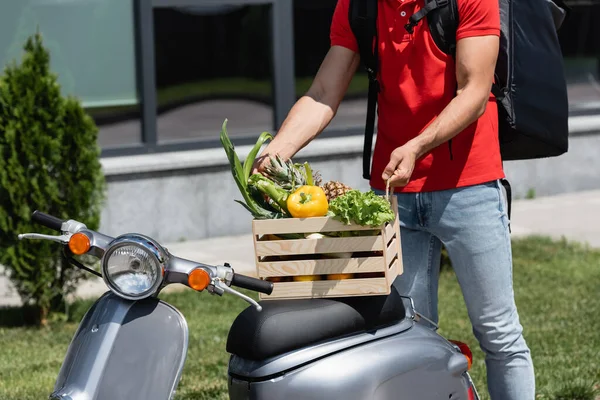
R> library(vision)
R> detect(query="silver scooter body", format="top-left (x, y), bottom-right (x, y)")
top-left (227, 297), bottom-right (477, 400)
top-left (19, 212), bottom-right (478, 400)
top-left (50, 292), bottom-right (188, 400)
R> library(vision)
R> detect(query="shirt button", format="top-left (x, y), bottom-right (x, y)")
top-left (400, 11), bottom-right (407, 16)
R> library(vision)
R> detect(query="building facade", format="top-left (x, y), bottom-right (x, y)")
top-left (1, 0), bottom-right (598, 156)
top-left (1, 0), bottom-right (599, 242)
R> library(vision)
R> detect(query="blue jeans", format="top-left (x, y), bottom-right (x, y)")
top-left (374, 180), bottom-right (534, 400)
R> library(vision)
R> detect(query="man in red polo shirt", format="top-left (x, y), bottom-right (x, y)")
top-left (254, 0), bottom-right (534, 398)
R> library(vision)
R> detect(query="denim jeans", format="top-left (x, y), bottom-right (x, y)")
top-left (374, 180), bottom-right (535, 400)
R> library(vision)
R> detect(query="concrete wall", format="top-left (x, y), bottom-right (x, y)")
top-left (99, 131), bottom-right (600, 244)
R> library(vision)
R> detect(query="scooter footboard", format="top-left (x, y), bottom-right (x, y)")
top-left (50, 292), bottom-right (188, 400)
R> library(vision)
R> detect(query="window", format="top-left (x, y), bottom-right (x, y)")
top-left (558, 1), bottom-right (600, 115)
top-left (152, 4), bottom-right (275, 144)
top-left (292, 0), bottom-right (368, 136)
top-left (0, 0), bottom-right (142, 147)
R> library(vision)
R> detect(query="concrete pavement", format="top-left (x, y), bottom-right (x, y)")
top-left (510, 189), bottom-right (600, 247)
top-left (1, 189), bottom-right (600, 306)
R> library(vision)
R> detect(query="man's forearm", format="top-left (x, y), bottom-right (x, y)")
top-left (406, 87), bottom-right (490, 159)
top-left (264, 91), bottom-right (337, 160)
top-left (257, 46), bottom-right (359, 163)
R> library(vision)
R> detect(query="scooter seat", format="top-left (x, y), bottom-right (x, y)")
top-left (226, 286), bottom-right (406, 361)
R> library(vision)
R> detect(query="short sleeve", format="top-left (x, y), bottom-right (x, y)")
top-left (330, 0), bottom-right (359, 53)
top-left (456, 0), bottom-right (501, 41)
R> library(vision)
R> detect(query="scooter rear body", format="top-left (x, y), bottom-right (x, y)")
top-left (49, 292), bottom-right (188, 400)
top-left (227, 292), bottom-right (475, 400)
top-left (228, 321), bottom-right (473, 400)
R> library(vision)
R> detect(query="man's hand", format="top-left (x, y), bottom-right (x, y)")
top-left (382, 144), bottom-right (418, 187)
top-left (252, 153), bottom-right (275, 175)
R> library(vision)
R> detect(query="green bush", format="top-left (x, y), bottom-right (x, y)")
top-left (0, 32), bottom-right (105, 326)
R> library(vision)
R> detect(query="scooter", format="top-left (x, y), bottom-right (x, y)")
top-left (19, 210), bottom-right (480, 400)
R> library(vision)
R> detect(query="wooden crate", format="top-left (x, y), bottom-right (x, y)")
top-left (252, 196), bottom-right (402, 300)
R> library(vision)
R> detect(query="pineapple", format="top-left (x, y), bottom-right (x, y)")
top-left (263, 155), bottom-right (323, 191)
top-left (263, 155), bottom-right (306, 190)
top-left (321, 180), bottom-right (353, 201)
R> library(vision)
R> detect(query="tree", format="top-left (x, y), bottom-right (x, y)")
top-left (0, 31), bottom-right (105, 326)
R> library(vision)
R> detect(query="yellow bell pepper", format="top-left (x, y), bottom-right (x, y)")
top-left (287, 185), bottom-right (329, 218)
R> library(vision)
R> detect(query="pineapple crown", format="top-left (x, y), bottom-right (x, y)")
top-left (263, 155), bottom-right (322, 190)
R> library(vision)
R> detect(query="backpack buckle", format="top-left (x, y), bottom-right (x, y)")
top-left (405, 21), bottom-right (416, 34)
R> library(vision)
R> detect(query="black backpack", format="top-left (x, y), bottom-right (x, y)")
top-left (349, 0), bottom-right (571, 216)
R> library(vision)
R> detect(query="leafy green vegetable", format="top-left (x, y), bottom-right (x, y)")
top-left (243, 129), bottom-right (273, 182)
top-left (328, 190), bottom-right (395, 227)
top-left (219, 119), bottom-right (283, 219)
top-left (248, 174), bottom-right (290, 215)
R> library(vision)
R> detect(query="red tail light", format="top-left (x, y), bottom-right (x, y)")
top-left (468, 386), bottom-right (475, 400)
top-left (449, 340), bottom-right (473, 370)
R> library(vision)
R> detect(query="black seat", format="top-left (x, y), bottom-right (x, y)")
top-left (226, 286), bottom-right (406, 361)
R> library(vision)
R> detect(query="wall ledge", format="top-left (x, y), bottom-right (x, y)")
top-left (101, 114), bottom-right (600, 177)
top-left (101, 134), bottom-right (371, 177)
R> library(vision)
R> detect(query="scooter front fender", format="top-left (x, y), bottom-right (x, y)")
top-left (50, 291), bottom-right (188, 400)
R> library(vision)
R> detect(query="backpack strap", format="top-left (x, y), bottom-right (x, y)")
top-left (405, 0), bottom-right (459, 160)
top-left (500, 177), bottom-right (512, 231)
top-left (349, 0), bottom-right (379, 180)
top-left (406, 0), bottom-right (448, 33)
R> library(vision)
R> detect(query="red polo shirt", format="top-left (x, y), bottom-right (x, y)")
top-left (330, 0), bottom-right (505, 193)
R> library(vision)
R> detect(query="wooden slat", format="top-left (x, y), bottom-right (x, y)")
top-left (257, 256), bottom-right (385, 277)
top-left (260, 278), bottom-right (390, 300)
top-left (384, 222), bottom-right (395, 243)
top-left (255, 236), bottom-right (383, 257)
top-left (385, 237), bottom-right (398, 261)
top-left (253, 217), bottom-right (383, 235)
top-left (386, 257), bottom-right (399, 285)
top-left (393, 218), bottom-right (402, 274)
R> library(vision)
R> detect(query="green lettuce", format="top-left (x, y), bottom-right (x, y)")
top-left (328, 190), bottom-right (395, 227)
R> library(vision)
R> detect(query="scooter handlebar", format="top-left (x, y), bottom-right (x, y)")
top-left (32, 211), bottom-right (65, 232)
top-left (231, 273), bottom-right (273, 295)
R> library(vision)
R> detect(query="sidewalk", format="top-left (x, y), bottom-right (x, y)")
top-left (510, 189), bottom-right (600, 247)
top-left (1, 189), bottom-right (599, 306)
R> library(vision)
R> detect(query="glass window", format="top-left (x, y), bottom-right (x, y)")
top-left (292, 0), bottom-right (368, 135)
top-left (558, 2), bottom-right (600, 115)
top-left (153, 5), bottom-right (275, 144)
top-left (0, 0), bottom-right (142, 147)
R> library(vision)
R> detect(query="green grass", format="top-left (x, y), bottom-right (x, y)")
top-left (0, 236), bottom-right (599, 400)
top-left (438, 236), bottom-right (600, 400)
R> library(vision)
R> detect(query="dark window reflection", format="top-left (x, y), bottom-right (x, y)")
top-left (90, 104), bottom-right (142, 148)
top-left (153, 5), bottom-right (274, 143)
top-left (559, 2), bottom-right (600, 115)
top-left (293, 0), bottom-right (368, 133)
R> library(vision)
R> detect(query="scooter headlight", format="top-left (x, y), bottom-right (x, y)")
top-left (101, 234), bottom-right (168, 300)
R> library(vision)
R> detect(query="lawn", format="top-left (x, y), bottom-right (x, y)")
top-left (0, 236), bottom-right (599, 400)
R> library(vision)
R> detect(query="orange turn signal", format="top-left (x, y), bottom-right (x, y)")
top-left (450, 340), bottom-right (473, 370)
top-left (188, 268), bottom-right (211, 291)
top-left (68, 233), bottom-right (91, 255)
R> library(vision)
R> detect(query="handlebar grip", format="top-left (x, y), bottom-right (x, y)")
top-left (32, 211), bottom-right (65, 232)
top-left (231, 273), bottom-right (274, 295)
